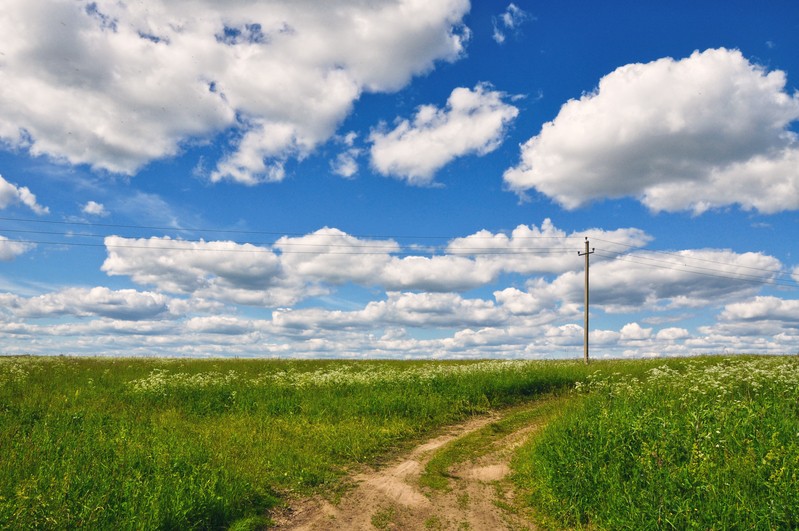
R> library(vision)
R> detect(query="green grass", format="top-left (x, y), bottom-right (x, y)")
top-left (513, 356), bottom-right (799, 530)
top-left (0, 356), bottom-right (588, 529)
top-left (7, 355), bottom-right (791, 529)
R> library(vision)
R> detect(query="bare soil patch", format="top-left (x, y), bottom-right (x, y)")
top-left (271, 408), bottom-right (546, 530)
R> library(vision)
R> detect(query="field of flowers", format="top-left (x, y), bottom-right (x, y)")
top-left (514, 356), bottom-right (799, 529)
top-left (0, 356), bottom-right (588, 529)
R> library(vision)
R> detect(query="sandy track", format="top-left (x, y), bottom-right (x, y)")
top-left (271, 409), bottom-right (544, 530)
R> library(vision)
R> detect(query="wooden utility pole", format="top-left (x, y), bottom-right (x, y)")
top-left (578, 238), bottom-right (595, 364)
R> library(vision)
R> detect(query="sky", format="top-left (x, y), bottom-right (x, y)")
top-left (1, 0), bottom-right (798, 359)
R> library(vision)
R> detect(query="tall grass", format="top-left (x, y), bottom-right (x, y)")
top-left (0, 356), bottom-right (587, 529)
top-left (514, 356), bottom-right (799, 529)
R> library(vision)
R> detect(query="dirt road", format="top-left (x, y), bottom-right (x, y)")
top-left (272, 399), bottom-right (558, 530)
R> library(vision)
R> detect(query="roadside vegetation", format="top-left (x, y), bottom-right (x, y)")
top-left (0, 356), bottom-right (585, 529)
top-left (514, 356), bottom-right (799, 529)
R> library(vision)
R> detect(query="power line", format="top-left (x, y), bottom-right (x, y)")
top-left (0, 215), bottom-right (582, 242)
top-left (4, 237), bottom-right (578, 256)
top-left (0, 227), bottom-right (580, 253)
top-left (1, 217), bottom-right (796, 289)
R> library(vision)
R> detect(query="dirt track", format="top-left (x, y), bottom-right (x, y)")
top-left (271, 406), bottom-right (548, 530)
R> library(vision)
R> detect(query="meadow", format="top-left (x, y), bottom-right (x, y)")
top-left (514, 356), bottom-right (799, 529)
top-left (0, 356), bottom-right (586, 529)
top-left (1, 355), bottom-right (796, 529)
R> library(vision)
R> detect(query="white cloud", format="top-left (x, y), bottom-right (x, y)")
top-left (331, 151), bottom-right (360, 178)
top-left (185, 315), bottom-right (255, 335)
top-left (273, 291), bottom-right (506, 331)
top-left (504, 48), bottom-right (799, 213)
top-left (446, 218), bottom-right (651, 275)
top-left (102, 228), bottom-right (512, 307)
top-left (275, 227), bottom-right (398, 285)
top-left (494, 287), bottom-right (552, 315)
top-left (0, 0), bottom-right (470, 184)
top-left (92, 223), bottom-right (789, 360)
top-left (539, 249), bottom-right (782, 313)
top-left (376, 291), bottom-right (504, 327)
top-left (82, 200), bottom-right (109, 217)
top-left (382, 255), bottom-right (500, 291)
top-left (620, 322), bottom-right (653, 341)
top-left (370, 83), bottom-right (519, 184)
top-left (0, 236), bottom-right (34, 261)
top-left (0, 287), bottom-right (174, 321)
top-left (544, 324), bottom-right (583, 347)
top-left (275, 222), bottom-right (645, 295)
top-left (719, 296), bottom-right (799, 324)
top-left (2, 282), bottom-right (798, 357)
top-left (101, 235), bottom-right (318, 306)
top-left (330, 133), bottom-right (362, 178)
top-left (492, 3), bottom-right (530, 44)
top-left (0, 174), bottom-right (49, 215)
top-left (656, 327), bottom-right (691, 341)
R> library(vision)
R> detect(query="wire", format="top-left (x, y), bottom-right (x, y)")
top-left (1, 217), bottom-right (796, 289)
top-left (0, 227), bottom-right (581, 253)
top-left (0, 215), bottom-right (582, 242)
top-left (5, 238), bottom-right (578, 256)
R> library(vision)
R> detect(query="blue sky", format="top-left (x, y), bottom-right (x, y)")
top-left (1, 0), bottom-right (798, 358)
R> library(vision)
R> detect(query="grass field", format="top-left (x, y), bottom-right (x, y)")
top-left (513, 356), bottom-right (799, 529)
top-left (2, 355), bottom-right (797, 529)
top-left (0, 356), bottom-right (587, 529)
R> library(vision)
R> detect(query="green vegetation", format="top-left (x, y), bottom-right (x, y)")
top-left (514, 356), bottom-right (799, 529)
top-left (0, 356), bottom-right (584, 529)
top-left (5, 355), bottom-right (796, 529)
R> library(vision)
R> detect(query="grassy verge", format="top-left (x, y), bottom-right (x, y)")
top-left (0, 356), bottom-right (589, 529)
top-left (513, 356), bottom-right (799, 529)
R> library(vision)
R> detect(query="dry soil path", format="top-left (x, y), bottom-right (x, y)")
top-left (271, 400), bottom-right (556, 530)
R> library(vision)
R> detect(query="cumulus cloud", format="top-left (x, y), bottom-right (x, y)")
top-left (0, 287), bottom-right (174, 320)
top-left (538, 249), bottom-right (782, 312)
top-left (101, 235), bottom-right (319, 306)
top-left (97, 221), bottom-right (654, 308)
top-left (278, 227), bottom-right (502, 293)
top-left (494, 287), bottom-right (553, 315)
top-left (544, 324), bottom-right (583, 347)
top-left (275, 228), bottom-right (398, 285)
top-left (185, 315), bottom-right (255, 335)
top-left (370, 83), bottom-right (519, 184)
top-left (719, 296), bottom-right (799, 324)
top-left (0, 174), bottom-right (49, 215)
top-left (273, 291), bottom-right (505, 332)
top-left (82, 200), bottom-right (109, 217)
top-left (656, 327), bottom-right (691, 341)
top-left (80, 224), bottom-right (798, 359)
top-left (330, 132), bottom-right (362, 178)
top-left (0, 0), bottom-right (469, 184)
top-left (1, 282), bottom-right (797, 357)
top-left (446, 218), bottom-right (651, 275)
top-left (504, 48), bottom-right (799, 214)
top-left (492, 3), bottom-right (530, 44)
top-left (0, 236), bottom-right (34, 261)
top-left (620, 322), bottom-right (653, 341)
